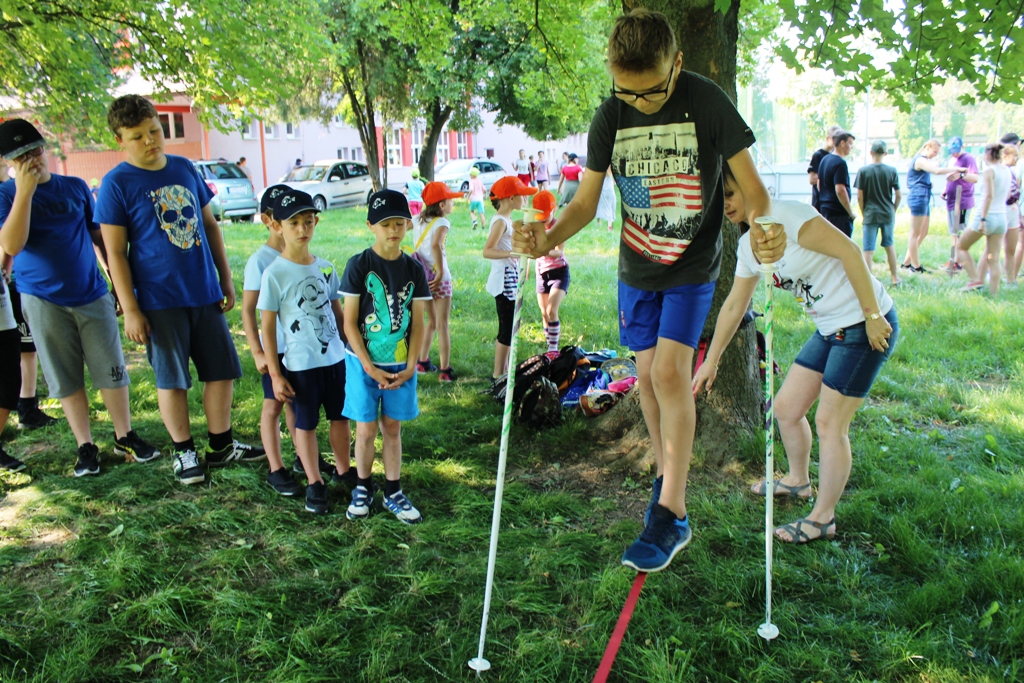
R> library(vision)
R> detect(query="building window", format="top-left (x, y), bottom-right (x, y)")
top-left (286, 122), bottom-right (299, 139)
top-left (386, 128), bottom-right (402, 166)
top-left (435, 126), bottom-right (449, 165)
top-left (352, 147), bottom-right (364, 161)
top-left (412, 125), bottom-right (425, 164)
top-left (241, 121), bottom-right (255, 140)
top-left (333, 114), bottom-right (344, 128)
top-left (337, 148), bottom-right (348, 160)
top-left (159, 113), bottom-right (185, 140)
top-left (456, 131), bottom-right (468, 159)
top-left (264, 123), bottom-right (277, 139)
top-left (486, 148), bottom-right (495, 159)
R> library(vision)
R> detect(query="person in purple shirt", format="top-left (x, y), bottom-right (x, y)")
top-left (941, 136), bottom-right (979, 272)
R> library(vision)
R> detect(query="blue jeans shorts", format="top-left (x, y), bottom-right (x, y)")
top-left (907, 193), bottom-right (930, 217)
top-left (793, 307), bottom-right (899, 398)
top-left (862, 221), bottom-right (895, 251)
top-left (618, 280), bottom-right (716, 352)
top-left (146, 303), bottom-right (243, 390)
top-left (288, 360), bottom-right (346, 431)
top-left (343, 353), bottom-right (419, 423)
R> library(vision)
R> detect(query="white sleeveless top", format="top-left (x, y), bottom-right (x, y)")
top-left (980, 163), bottom-right (1012, 218)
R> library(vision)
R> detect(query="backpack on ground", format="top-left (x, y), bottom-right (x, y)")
top-left (548, 345), bottom-right (590, 392)
top-left (516, 377), bottom-right (563, 428)
top-left (490, 354), bottom-right (551, 405)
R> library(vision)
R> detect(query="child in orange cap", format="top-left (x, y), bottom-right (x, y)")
top-left (531, 191), bottom-right (570, 352)
top-left (483, 176), bottom-right (537, 385)
top-left (413, 181), bottom-right (463, 381)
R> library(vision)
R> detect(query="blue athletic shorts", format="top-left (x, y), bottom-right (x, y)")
top-left (470, 200), bottom-right (485, 214)
top-left (618, 280), bottom-right (716, 352)
top-left (288, 360), bottom-right (346, 431)
top-left (343, 353), bottom-right (419, 423)
top-left (793, 307), bottom-right (899, 398)
top-left (146, 303), bottom-right (243, 390)
top-left (261, 353), bottom-right (287, 400)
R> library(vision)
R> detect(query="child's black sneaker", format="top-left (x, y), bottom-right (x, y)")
top-left (17, 399), bottom-right (59, 430)
top-left (382, 490), bottom-right (423, 524)
top-left (305, 481), bottom-right (329, 514)
top-left (346, 484), bottom-right (376, 520)
top-left (206, 440), bottom-right (266, 467)
top-left (293, 455), bottom-right (335, 477)
top-left (74, 443), bottom-right (101, 477)
top-left (172, 448), bottom-right (205, 485)
top-left (331, 468), bottom-right (358, 489)
top-left (267, 467), bottom-right (302, 496)
top-left (113, 430), bottom-right (161, 463)
top-left (0, 446), bottom-right (26, 472)
top-left (438, 367), bottom-right (457, 382)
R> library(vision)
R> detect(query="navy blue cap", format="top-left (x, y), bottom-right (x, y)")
top-left (261, 184), bottom-right (292, 214)
top-left (367, 189), bottom-right (411, 224)
top-left (0, 119), bottom-right (44, 160)
top-left (272, 189), bottom-right (320, 221)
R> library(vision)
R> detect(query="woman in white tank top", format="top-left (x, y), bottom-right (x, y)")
top-left (957, 143), bottom-right (1014, 296)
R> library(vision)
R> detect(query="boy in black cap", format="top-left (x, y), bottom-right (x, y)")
top-left (340, 189), bottom-right (431, 524)
top-left (258, 189), bottom-right (352, 514)
top-left (0, 118), bottom-right (160, 475)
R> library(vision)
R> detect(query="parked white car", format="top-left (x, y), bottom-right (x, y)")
top-left (433, 158), bottom-right (506, 194)
top-left (271, 159), bottom-right (375, 211)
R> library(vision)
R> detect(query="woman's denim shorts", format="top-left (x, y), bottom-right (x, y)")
top-left (907, 193), bottom-right (930, 217)
top-left (792, 307), bottom-right (899, 398)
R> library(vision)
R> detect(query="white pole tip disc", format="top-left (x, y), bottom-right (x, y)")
top-left (757, 623), bottom-right (780, 640)
top-left (468, 658), bottom-right (492, 672)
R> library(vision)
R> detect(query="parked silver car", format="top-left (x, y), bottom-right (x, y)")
top-left (192, 160), bottom-right (258, 223)
top-left (276, 159), bottom-right (375, 211)
top-left (434, 159), bottom-right (505, 194)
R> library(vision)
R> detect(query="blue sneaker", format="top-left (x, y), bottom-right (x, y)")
top-left (382, 490), bottom-right (423, 525)
top-left (644, 475), bottom-right (663, 526)
top-left (346, 485), bottom-right (375, 520)
top-left (621, 504), bottom-right (691, 573)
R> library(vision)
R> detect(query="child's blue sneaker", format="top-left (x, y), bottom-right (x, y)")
top-left (622, 504), bottom-right (691, 573)
top-left (382, 491), bottom-right (423, 525)
top-left (346, 485), bottom-right (375, 520)
top-left (644, 475), bottom-right (663, 526)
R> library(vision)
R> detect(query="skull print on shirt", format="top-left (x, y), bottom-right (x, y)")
top-left (150, 185), bottom-right (202, 249)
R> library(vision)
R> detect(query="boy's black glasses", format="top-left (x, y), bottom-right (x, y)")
top-left (611, 64), bottom-right (676, 103)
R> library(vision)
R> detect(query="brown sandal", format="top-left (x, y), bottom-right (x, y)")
top-left (750, 479), bottom-right (812, 500)
top-left (775, 517), bottom-right (836, 544)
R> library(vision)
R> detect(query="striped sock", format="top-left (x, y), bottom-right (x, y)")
top-left (545, 320), bottom-right (561, 352)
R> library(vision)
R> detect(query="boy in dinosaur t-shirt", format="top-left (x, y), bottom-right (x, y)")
top-left (340, 189), bottom-right (431, 525)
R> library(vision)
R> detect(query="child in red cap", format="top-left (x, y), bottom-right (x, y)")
top-left (413, 181), bottom-right (463, 381)
top-left (483, 176), bottom-right (537, 385)
top-left (531, 191), bottom-right (570, 352)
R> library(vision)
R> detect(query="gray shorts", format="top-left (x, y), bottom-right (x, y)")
top-left (20, 292), bottom-right (129, 399)
top-left (146, 303), bottom-right (243, 390)
top-left (947, 208), bottom-right (972, 235)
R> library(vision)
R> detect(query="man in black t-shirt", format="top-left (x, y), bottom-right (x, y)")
top-left (817, 131), bottom-right (857, 238)
top-left (808, 125), bottom-right (840, 211)
top-left (513, 8), bottom-right (786, 574)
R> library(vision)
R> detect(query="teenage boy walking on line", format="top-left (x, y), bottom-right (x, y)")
top-left (514, 8), bottom-right (785, 572)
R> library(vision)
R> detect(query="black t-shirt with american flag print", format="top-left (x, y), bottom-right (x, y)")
top-left (586, 71), bottom-right (755, 291)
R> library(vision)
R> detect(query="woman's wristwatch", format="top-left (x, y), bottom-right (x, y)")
top-left (866, 313), bottom-right (882, 321)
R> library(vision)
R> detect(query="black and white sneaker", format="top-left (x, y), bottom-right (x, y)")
top-left (74, 443), bottom-right (101, 477)
top-left (113, 430), bottom-right (161, 463)
top-left (305, 481), bottom-right (329, 514)
top-left (0, 446), bottom-right (26, 472)
top-left (172, 448), bottom-right (205, 485)
top-left (267, 467), bottom-right (302, 497)
top-left (346, 484), bottom-right (375, 520)
top-left (206, 440), bottom-right (266, 467)
top-left (331, 468), bottom-right (358, 490)
top-left (382, 491), bottom-right (423, 525)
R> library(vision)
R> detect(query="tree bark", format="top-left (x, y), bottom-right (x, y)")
top-left (606, 0), bottom-right (762, 468)
top-left (418, 98), bottom-right (454, 182)
top-left (343, 40), bottom-right (385, 192)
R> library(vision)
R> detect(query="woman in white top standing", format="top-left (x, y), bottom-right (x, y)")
top-left (957, 143), bottom-right (1013, 296)
top-left (693, 162), bottom-right (897, 544)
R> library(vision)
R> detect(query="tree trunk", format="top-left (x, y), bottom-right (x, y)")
top-left (343, 41), bottom-right (385, 192)
top-left (418, 98), bottom-right (454, 182)
top-left (606, 0), bottom-right (762, 469)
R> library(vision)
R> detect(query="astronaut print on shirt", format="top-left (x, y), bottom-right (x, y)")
top-left (151, 184), bottom-right (202, 249)
top-left (611, 123), bottom-right (702, 264)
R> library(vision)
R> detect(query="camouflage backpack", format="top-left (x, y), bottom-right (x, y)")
top-left (516, 376), bottom-right (563, 429)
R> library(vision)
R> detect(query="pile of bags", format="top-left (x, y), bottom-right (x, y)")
top-left (489, 346), bottom-right (639, 429)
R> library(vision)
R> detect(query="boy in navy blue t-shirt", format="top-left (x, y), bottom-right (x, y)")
top-left (95, 95), bottom-right (263, 485)
top-left (0, 118), bottom-right (159, 476)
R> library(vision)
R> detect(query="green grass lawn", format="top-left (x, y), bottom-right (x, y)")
top-left (1, 204), bottom-right (1022, 682)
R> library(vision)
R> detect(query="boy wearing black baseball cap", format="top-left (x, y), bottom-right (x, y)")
top-left (257, 189), bottom-right (353, 514)
top-left (0, 118), bottom-right (160, 475)
top-left (339, 189), bottom-right (431, 524)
